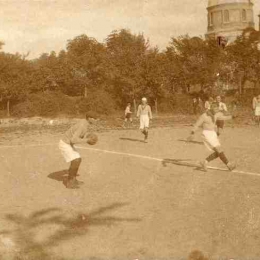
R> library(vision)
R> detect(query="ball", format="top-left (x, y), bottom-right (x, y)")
top-left (86, 133), bottom-right (98, 145)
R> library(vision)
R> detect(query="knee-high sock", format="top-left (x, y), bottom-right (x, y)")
top-left (218, 152), bottom-right (229, 165)
top-left (69, 158), bottom-right (82, 179)
top-left (206, 152), bottom-right (219, 162)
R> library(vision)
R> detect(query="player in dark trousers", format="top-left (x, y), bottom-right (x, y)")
top-left (59, 113), bottom-right (98, 189)
top-left (123, 103), bottom-right (133, 128)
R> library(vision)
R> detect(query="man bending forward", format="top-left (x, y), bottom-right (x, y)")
top-left (59, 113), bottom-right (97, 189)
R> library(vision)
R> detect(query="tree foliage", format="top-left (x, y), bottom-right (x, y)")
top-left (0, 28), bottom-right (259, 116)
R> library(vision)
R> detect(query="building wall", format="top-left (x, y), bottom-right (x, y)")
top-left (206, 1), bottom-right (255, 41)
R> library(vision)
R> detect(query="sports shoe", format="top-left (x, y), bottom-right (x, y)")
top-left (199, 161), bottom-right (208, 172)
top-left (75, 179), bottom-right (84, 186)
top-left (227, 162), bottom-right (236, 171)
top-left (65, 179), bottom-right (79, 189)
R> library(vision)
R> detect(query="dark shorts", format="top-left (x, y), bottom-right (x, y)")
top-left (125, 113), bottom-right (132, 119)
top-left (216, 120), bottom-right (224, 129)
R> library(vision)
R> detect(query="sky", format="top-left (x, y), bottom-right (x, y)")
top-left (0, 0), bottom-right (259, 59)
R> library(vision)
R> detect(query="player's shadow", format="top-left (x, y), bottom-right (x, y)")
top-left (48, 170), bottom-right (68, 182)
top-left (0, 203), bottom-right (141, 260)
top-left (162, 158), bottom-right (203, 171)
top-left (178, 139), bottom-right (204, 145)
top-left (120, 137), bottom-right (145, 143)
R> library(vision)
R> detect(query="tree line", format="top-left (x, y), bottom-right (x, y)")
top-left (0, 28), bottom-right (259, 117)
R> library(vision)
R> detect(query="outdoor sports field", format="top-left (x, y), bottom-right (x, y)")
top-left (0, 122), bottom-right (259, 260)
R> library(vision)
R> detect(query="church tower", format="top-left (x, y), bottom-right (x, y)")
top-left (206, 0), bottom-right (255, 42)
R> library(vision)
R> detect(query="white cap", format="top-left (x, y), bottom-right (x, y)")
top-left (142, 97), bottom-right (147, 102)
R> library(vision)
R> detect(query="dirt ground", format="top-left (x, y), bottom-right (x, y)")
top-left (0, 119), bottom-right (260, 260)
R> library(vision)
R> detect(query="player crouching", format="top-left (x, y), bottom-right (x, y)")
top-left (137, 97), bottom-right (152, 143)
top-left (187, 102), bottom-right (236, 172)
top-left (59, 113), bottom-right (98, 189)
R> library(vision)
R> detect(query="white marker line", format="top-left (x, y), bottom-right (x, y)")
top-left (0, 143), bottom-right (258, 177)
top-left (0, 143), bottom-right (55, 149)
top-left (76, 146), bottom-right (260, 177)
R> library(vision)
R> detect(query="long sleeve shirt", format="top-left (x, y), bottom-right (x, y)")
top-left (63, 120), bottom-right (90, 144)
top-left (218, 102), bottom-right (228, 112)
top-left (137, 104), bottom-right (152, 119)
top-left (192, 112), bottom-right (232, 132)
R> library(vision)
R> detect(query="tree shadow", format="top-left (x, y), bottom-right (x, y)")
top-left (119, 137), bottom-right (145, 143)
top-left (178, 139), bottom-right (204, 145)
top-left (0, 203), bottom-right (141, 260)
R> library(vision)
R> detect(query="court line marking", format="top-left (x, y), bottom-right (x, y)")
top-left (0, 143), bottom-right (55, 149)
top-left (0, 143), bottom-right (258, 178)
top-left (76, 146), bottom-right (260, 177)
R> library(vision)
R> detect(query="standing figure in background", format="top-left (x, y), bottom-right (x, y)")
top-left (123, 103), bottom-right (133, 128)
top-left (205, 97), bottom-right (214, 111)
top-left (198, 97), bottom-right (203, 113)
top-left (216, 95), bottom-right (228, 136)
top-left (253, 95), bottom-right (260, 126)
top-left (137, 97), bottom-right (152, 143)
top-left (252, 94), bottom-right (259, 123)
top-left (232, 91), bottom-right (240, 112)
top-left (192, 97), bottom-right (198, 115)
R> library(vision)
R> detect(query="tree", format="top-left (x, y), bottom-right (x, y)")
top-left (166, 36), bottom-right (224, 92)
top-left (141, 48), bottom-right (169, 114)
top-left (106, 29), bottom-right (149, 112)
top-left (0, 53), bottom-right (32, 116)
top-left (225, 28), bottom-right (260, 94)
top-left (66, 35), bottom-right (108, 98)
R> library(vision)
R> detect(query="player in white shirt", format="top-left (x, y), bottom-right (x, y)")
top-left (137, 97), bottom-right (152, 143)
top-left (216, 96), bottom-right (228, 136)
top-left (253, 95), bottom-right (260, 126)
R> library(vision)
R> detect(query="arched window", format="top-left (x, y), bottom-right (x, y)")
top-left (242, 9), bottom-right (247, 21)
top-left (209, 12), bottom-right (213, 25)
top-left (224, 10), bottom-right (229, 23)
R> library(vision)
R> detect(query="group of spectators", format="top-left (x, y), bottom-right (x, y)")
top-left (192, 91), bottom-right (260, 126)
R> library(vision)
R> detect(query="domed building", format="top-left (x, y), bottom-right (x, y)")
top-left (206, 0), bottom-right (255, 42)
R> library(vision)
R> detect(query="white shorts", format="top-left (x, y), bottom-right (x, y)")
top-left (139, 115), bottom-right (149, 129)
top-left (255, 107), bottom-right (260, 116)
top-left (59, 140), bottom-right (81, 163)
top-left (202, 130), bottom-right (220, 151)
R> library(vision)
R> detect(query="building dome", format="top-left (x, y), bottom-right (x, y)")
top-left (206, 0), bottom-right (255, 41)
top-left (208, 0), bottom-right (253, 8)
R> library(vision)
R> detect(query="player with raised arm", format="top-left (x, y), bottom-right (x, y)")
top-left (137, 97), bottom-right (152, 143)
top-left (187, 102), bottom-right (236, 172)
top-left (59, 113), bottom-right (98, 189)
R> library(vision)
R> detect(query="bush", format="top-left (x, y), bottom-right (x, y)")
top-left (158, 94), bottom-right (193, 114)
top-left (78, 90), bottom-right (117, 115)
top-left (12, 90), bottom-right (117, 117)
top-left (12, 91), bottom-right (77, 117)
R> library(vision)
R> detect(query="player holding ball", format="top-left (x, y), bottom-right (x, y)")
top-left (59, 113), bottom-right (98, 189)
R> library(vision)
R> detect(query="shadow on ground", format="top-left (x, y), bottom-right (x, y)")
top-left (178, 139), bottom-right (204, 145)
top-left (0, 203), bottom-right (141, 260)
top-left (120, 137), bottom-right (145, 143)
top-left (48, 170), bottom-right (68, 182)
top-left (162, 158), bottom-right (202, 171)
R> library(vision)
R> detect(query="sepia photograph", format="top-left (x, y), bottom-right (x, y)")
top-left (0, 0), bottom-right (260, 259)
